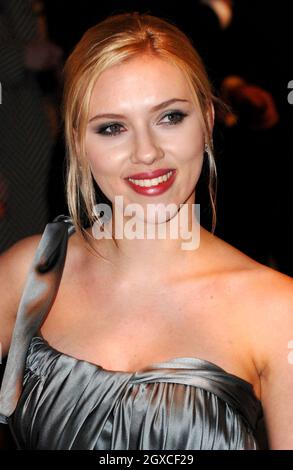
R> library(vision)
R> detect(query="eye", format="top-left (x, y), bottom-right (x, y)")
top-left (94, 110), bottom-right (188, 137)
top-left (95, 123), bottom-right (124, 136)
top-left (160, 111), bottom-right (188, 125)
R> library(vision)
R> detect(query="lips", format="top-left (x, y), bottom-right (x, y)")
top-left (124, 169), bottom-right (177, 196)
top-left (124, 168), bottom-right (175, 180)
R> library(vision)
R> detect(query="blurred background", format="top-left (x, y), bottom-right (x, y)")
top-left (0, 0), bottom-right (292, 448)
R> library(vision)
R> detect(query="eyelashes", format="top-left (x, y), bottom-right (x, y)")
top-left (94, 110), bottom-right (188, 137)
top-left (163, 111), bottom-right (188, 125)
top-left (97, 123), bottom-right (122, 137)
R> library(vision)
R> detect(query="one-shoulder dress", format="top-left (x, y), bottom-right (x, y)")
top-left (0, 216), bottom-right (264, 450)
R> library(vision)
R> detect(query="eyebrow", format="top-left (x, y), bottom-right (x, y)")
top-left (88, 98), bottom-right (190, 123)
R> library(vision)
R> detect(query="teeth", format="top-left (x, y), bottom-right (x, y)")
top-left (128, 170), bottom-right (173, 187)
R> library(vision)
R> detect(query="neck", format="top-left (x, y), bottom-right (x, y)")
top-left (89, 197), bottom-right (208, 282)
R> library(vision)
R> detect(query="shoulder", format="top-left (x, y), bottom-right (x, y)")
top-left (248, 266), bottom-right (293, 373)
top-left (0, 221), bottom-right (89, 357)
top-left (194, 229), bottom-right (293, 449)
top-left (205, 230), bottom-right (292, 299)
top-left (236, 264), bottom-right (293, 367)
top-left (205, 232), bottom-right (293, 371)
top-left (0, 234), bottom-right (42, 356)
top-left (0, 233), bottom-right (43, 290)
top-left (244, 268), bottom-right (293, 449)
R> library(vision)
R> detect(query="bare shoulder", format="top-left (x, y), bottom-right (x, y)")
top-left (249, 270), bottom-right (293, 449)
top-left (245, 264), bottom-right (293, 372)
top-left (207, 230), bottom-right (292, 296)
top-left (0, 234), bottom-right (42, 356)
top-left (219, 248), bottom-right (293, 449)
top-left (209, 233), bottom-right (293, 373)
top-left (241, 262), bottom-right (293, 350)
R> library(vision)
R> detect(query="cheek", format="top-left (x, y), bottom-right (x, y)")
top-left (165, 115), bottom-right (205, 162)
top-left (85, 134), bottom-right (120, 183)
top-left (85, 134), bottom-right (127, 201)
top-left (185, 121), bottom-right (205, 160)
top-left (172, 121), bottom-right (205, 173)
top-left (176, 124), bottom-right (205, 188)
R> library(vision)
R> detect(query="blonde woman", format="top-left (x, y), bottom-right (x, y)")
top-left (0, 12), bottom-right (292, 450)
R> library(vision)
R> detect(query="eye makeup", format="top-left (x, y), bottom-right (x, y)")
top-left (93, 110), bottom-right (189, 137)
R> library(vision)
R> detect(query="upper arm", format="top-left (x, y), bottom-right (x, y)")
top-left (256, 274), bottom-right (293, 449)
top-left (0, 235), bottom-right (41, 358)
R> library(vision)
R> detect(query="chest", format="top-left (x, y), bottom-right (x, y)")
top-left (41, 274), bottom-right (250, 377)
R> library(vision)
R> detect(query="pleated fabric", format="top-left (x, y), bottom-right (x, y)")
top-left (8, 336), bottom-right (263, 450)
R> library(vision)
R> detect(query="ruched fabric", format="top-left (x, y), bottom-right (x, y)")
top-left (8, 336), bottom-right (262, 450)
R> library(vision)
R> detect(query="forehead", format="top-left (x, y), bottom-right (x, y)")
top-left (90, 56), bottom-right (192, 110)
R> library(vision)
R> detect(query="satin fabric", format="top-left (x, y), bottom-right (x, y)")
top-left (8, 335), bottom-right (262, 450)
top-left (0, 216), bottom-right (73, 421)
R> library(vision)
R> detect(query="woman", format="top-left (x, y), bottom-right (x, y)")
top-left (0, 12), bottom-right (292, 450)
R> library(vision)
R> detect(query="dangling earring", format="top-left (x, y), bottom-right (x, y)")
top-left (97, 210), bottom-right (105, 232)
top-left (92, 207), bottom-right (105, 232)
top-left (204, 138), bottom-right (214, 156)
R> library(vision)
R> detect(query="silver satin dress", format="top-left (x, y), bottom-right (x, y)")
top-left (0, 216), bottom-right (263, 450)
top-left (7, 335), bottom-right (263, 450)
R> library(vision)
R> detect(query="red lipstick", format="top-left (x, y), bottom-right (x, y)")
top-left (125, 168), bottom-right (174, 180)
top-left (124, 169), bottom-right (177, 196)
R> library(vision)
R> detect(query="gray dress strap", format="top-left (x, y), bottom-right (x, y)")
top-left (0, 215), bottom-right (75, 423)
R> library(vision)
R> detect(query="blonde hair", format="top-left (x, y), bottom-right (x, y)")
top-left (63, 11), bottom-right (218, 245)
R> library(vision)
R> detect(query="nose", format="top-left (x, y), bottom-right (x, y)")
top-left (130, 127), bottom-right (164, 165)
